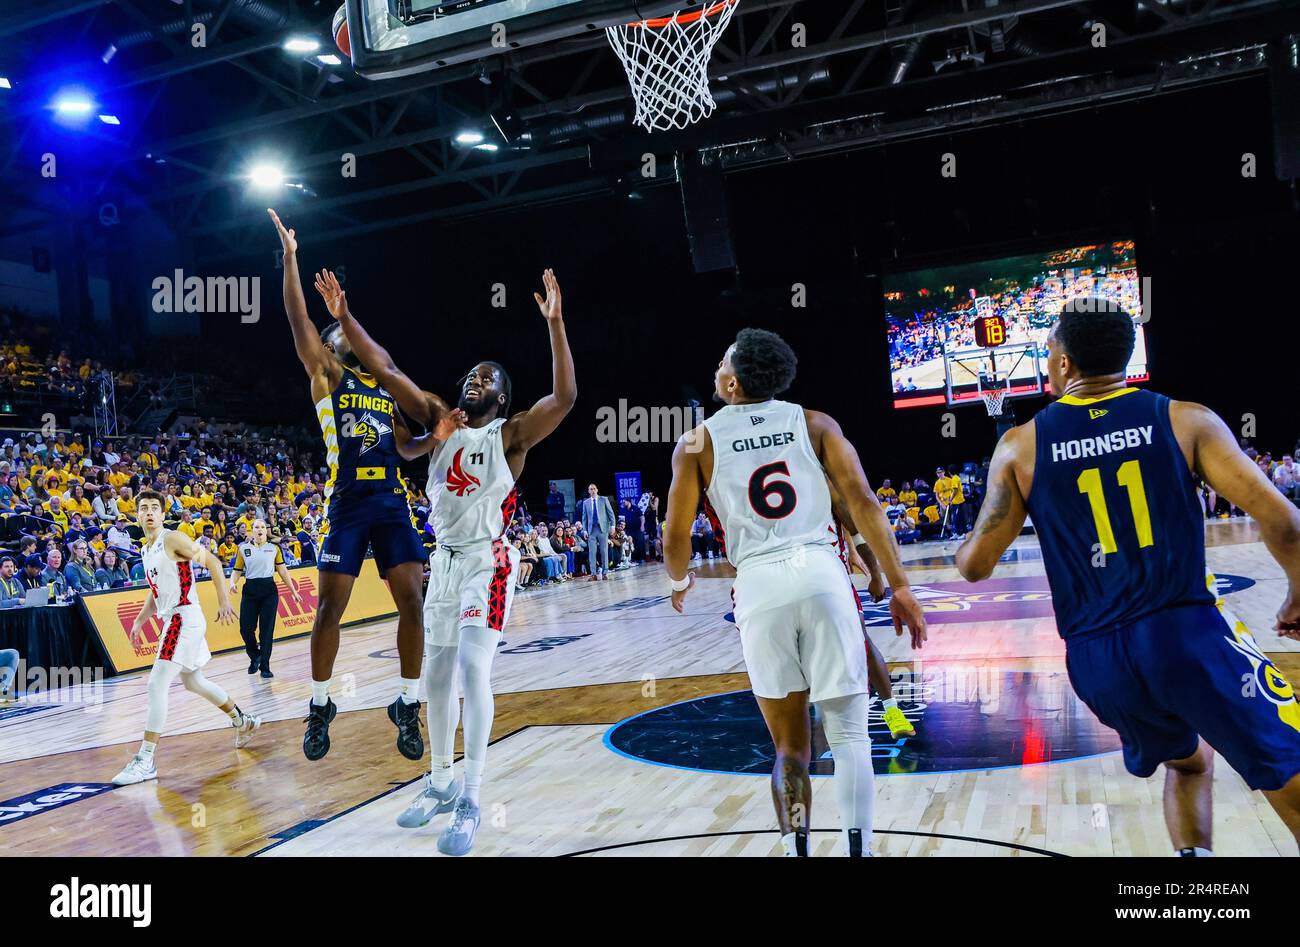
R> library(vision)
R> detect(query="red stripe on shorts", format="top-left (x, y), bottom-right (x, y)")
top-left (159, 613), bottom-right (183, 662)
top-left (486, 538), bottom-right (512, 631)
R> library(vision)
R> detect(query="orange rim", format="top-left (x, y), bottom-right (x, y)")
top-left (628, 1), bottom-right (735, 29)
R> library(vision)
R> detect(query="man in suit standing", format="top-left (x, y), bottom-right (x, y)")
top-left (580, 483), bottom-right (615, 581)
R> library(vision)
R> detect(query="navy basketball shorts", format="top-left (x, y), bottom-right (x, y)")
top-left (317, 491), bottom-right (424, 578)
top-left (1066, 600), bottom-right (1300, 791)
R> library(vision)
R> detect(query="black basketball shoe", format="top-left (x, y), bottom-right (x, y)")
top-left (387, 697), bottom-right (424, 761)
top-left (303, 698), bottom-right (337, 761)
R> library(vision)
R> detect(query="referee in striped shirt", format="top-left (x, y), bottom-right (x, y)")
top-left (230, 519), bottom-right (302, 679)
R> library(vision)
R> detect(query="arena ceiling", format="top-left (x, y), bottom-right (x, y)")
top-left (0, 0), bottom-right (1296, 261)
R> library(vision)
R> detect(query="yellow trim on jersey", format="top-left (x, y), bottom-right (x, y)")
top-left (347, 367), bottom-right (379, 389)
top-left (356, 466), bottom-right (386, 481)
top-left (315, 394), bottom-right (339, 505)
top-left (1058, 387), bottom-right (1139, 407)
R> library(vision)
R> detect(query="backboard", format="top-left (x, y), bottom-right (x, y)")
top-left (344, 0), bottom-right (687, 79)
top-left (942, 341), bottom-right (1045, 412)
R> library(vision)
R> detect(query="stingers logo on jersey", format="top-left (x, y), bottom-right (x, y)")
top-left (340, 410), bottom-right (392, 456)
top-left (1223, 621), bottom-right (1300, 732)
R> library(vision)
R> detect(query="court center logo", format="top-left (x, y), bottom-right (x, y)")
top-left (605, 668), bottom-right (1122, 777)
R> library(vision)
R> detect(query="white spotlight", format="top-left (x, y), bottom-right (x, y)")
top-left (455, 131), bottom-right (485, 145)
top-left (474, 143), bottom-right (499, 152)
top-left (283, 36), bottom-right (321, 54)
top-left (247, 163), bottom-right (286, 190)
top-left (316, 54), bottom-right (342, 66)
top-left (54, 95), bottom-right (94, 114)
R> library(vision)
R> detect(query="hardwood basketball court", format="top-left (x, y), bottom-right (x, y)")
top-left (2, 519), bottom-right (1294, 857)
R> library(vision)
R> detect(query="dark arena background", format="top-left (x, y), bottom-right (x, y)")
top-left (1, 0), bottom-right (1299, 912)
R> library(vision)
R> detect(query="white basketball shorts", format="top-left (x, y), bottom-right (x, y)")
top-left (732, 545), bottom-right (869, 704)
top-left (424, 539), bottom-right (520, 645)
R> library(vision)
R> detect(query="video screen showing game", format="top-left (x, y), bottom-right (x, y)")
top-left (883, 240), bottom-right (1149, 408)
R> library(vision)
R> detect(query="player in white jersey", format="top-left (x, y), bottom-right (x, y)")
top-left (330, 268), bottom-right (575, 855)
top-left (665, 329), bottom-right (927, 857)
top-left (111, 490), bottom-right (260, 786)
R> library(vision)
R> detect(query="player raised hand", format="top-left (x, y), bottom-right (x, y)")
top-left (434, 408), bottom-right (468, 441)
top-left (533, 268), bottom-right (562, 322)
top-left (267, 208), bottom-right (297, 255)
top-left (890, 586), bottom-right (927, 649)
top-left (314, 269), bottom-right (347, 320)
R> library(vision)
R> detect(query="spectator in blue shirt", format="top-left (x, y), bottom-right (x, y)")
top-left (0, 471), bottom-right (15, 512)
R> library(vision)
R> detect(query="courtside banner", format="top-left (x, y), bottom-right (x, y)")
top-left (82, 560), bottom-right (396, 674)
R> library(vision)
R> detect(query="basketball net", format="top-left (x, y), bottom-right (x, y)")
top-left (606, 1), bottom-right (738, 132)
top-left (980, 381), bottom-right (1009, 417)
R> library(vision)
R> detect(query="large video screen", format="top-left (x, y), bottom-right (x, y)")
top-left (884, 240), bottom-right (1149, 408)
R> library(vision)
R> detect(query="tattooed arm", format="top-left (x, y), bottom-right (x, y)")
top-left (956, 423), bottom-right (1033, 582)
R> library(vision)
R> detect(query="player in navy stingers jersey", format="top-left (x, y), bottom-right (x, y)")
top-left (327, 267), bottom-right (574, 855)
top-left (957, 298), bottom-right (1300, 855)
top-left (272, 211), bottom-right (457, 763)
top-left (666, 329), bottom-right (927, 857)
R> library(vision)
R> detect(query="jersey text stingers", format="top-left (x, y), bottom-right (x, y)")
top-left (315, 367), bottom-right (406, 504)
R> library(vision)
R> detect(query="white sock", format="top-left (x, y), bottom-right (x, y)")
top-left (463, 758), bottom-right (484, 805)
top-left (881, 697), bottom-right (899, 712)
top-left (139, 740), bottom-right (157, 763)
top-left (780, 832), bottom-right (799, 857)
top-left (398, 677), bottom-right (419, 705)
top-left (227, 705), bottom-right (243, 724)
top-left (311, 679), bottom-right (331, 707)
top-left (429, 755), bottom-right (454, 792)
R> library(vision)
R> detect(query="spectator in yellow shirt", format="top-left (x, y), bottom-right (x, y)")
top-left (898, 482), bottom-right (918, 508)
top-left (177, 510), bottom-right (199, 540)
top-left (875, 479), bottom-right (897, 503)
top-left (64, 483), bottom-right (93, 518)
top-left (44, 495), bottom-right (69, 537)
top-left (108, 464), bottom-right (130, 489)
top-left (116, 487), bottom-right (136, 517)
top-left (934, 466), bottom-right (967, 537)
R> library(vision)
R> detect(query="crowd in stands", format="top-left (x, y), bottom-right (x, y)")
top-left (0, 423), bottom-right (343, 606)
top-left (1197, 439), bottom-right (1300, 518)
top-left (497, 483), bottom-right (664, 590)
top-left (870, 464), bottom-right (986, 543)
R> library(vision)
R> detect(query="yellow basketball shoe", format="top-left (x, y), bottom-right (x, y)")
top-left (882, 704), bottom-right (915, 739)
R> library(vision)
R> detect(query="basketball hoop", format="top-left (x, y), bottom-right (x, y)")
top-left (980, 386), bottom-right (1007, 417)
top-left (606, 1), bottom-right (738, 132)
